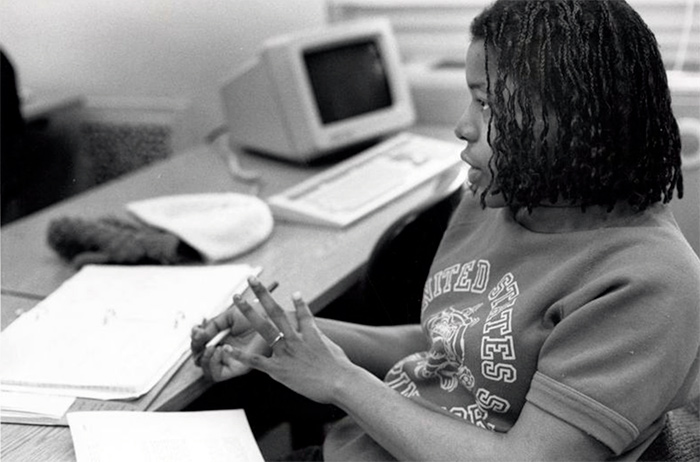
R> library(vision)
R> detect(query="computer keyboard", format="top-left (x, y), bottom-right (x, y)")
top-left (267, 132), bottom-right (464, 227)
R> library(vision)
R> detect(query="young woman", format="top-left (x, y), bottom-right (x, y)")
top-left (192, 1), bottom-right (700, 460)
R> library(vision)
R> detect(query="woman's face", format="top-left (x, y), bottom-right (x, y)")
top-left (454, 39), bottom-right (506, 208)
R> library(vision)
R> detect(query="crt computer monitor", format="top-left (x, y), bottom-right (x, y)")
top-left (220, 18), bottom-right (415, 163)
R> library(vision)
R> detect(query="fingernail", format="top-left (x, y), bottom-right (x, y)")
top-left (292, 291), bottom-right (303, 301)
top-left (234, 295), bottom-right (251, 311)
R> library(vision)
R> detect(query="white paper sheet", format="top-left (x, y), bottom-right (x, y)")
top-left (68, 410), bottom-right (264, 462)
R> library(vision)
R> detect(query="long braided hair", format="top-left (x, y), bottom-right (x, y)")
top-left (470, 0), bottom-right (682, 211)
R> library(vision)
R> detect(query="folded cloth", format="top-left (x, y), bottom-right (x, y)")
top-left (126, 193), bottom-right (274, 262)
top-left (47, 216), bottom-right (201, 267)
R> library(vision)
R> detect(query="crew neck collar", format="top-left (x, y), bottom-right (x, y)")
top-left (513, 203), bottom-right (641, 234)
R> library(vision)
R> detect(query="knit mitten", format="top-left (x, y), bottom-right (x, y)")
top-left (47, 216), bottom-right (201, 267)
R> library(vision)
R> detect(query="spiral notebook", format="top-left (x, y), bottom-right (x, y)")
top-left (0, 264), bottom-right (260, 400)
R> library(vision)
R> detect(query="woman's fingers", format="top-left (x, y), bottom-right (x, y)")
top-left (198, 343), bottom-right (217, 376)
top-left (233, 295), bottom-right (278, 339)
top-left (234, 295), bottom-right (294, 349)
top-left (222, 344), bottom-right (271, 374)
top-left (245, 277), bottom-right (297, 339)
top-left (235, 279), bottom-right (320, 357)
top-left (292, 292), bottom-right (315, 333)
top-left (247, 277), bottom-right (280, 313)
top-left (190, 307), bottom-right (235, 352)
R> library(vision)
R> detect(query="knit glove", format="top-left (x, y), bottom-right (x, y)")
top-left (47, 216), bottom-right (202, 267)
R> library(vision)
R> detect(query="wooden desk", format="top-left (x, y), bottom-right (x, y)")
top-left (1, 295), bottom-right (41, 330)
top-left (1, 125), bottom-right (462, 461)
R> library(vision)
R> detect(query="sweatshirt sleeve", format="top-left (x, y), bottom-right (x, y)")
top-left (526, 254), bottom-right (700, 454)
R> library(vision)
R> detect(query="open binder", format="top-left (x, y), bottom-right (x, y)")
top-left (0, 264), bottom-right (259, 401)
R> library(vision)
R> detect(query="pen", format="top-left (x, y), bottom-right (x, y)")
top-left (194, 281), bottom-right (279, 363)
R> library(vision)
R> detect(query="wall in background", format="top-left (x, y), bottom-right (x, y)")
top-left (0, 0), bottom-right (328, 147)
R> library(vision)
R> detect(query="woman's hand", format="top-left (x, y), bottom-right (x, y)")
top-left (190, 300), bottom-right (268, 382)
top-left (220, 276), bottom-right (358, 404)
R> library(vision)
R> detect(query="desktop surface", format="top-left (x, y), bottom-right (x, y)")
top-left (0, 125), bottom-right (462, 462)
top-left (0, 125), bottom-right (459, 300)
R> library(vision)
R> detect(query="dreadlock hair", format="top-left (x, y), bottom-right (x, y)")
top-left (470, 0), bottom-right (682, 211)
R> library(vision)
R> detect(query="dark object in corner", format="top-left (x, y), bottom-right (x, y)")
top-left (47, 216), bottom-right (201, 267)
top-left (639, 400), bottom-right (700, 462)
top-left (1, 49), bottom-right (27, 221)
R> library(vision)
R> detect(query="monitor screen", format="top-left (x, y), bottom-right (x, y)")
top-left (304, 40), bottom-right (393, 125)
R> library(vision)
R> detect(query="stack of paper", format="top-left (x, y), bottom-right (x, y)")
top-left (68, 410), bottom-right (264, 462)
top-left (0, 264), bottom-right (259, 402)
top-left (0, 391), bottom-right (76, 425)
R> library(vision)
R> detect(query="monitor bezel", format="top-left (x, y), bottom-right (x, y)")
top-left (263, 19), bottom-right (415, 157)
